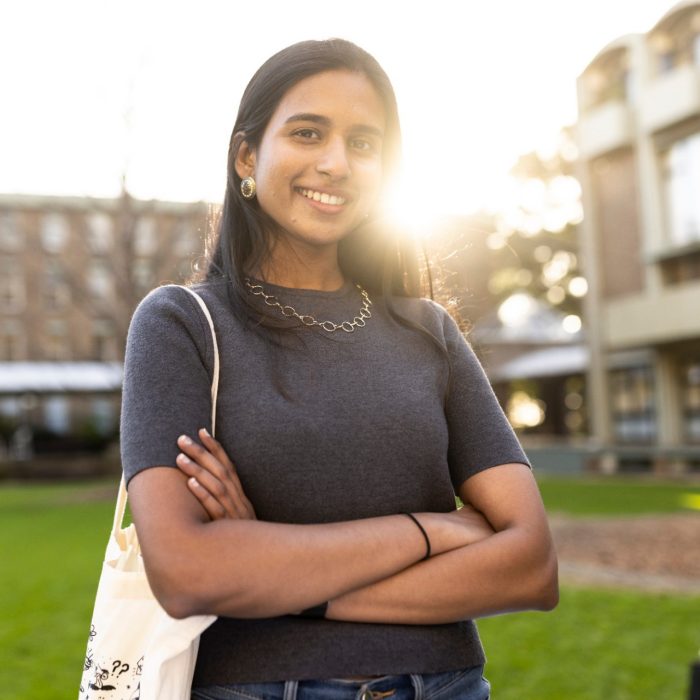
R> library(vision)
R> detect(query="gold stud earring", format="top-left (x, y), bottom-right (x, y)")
top-left (240, 176), bottom-right (256, 200)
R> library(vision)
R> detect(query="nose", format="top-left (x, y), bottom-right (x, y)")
top-left (316, 136), bottom-right (351, 180)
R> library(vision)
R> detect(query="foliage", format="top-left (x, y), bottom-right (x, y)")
top-left (0, 413), bottom-right (18, 440)
top-left (31, 425), bottom-right (116, 455)
top-left (425, 127), bottom-right (585, 326)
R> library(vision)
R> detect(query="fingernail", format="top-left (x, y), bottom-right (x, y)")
top-left (177, 453), bottom-right (190, 463)
top-left (201, 428), bottom-right (211, 437)
top-left (189, 477), bottom-right (199, 487)
top-left (178, 435), bottom-right (192, 445)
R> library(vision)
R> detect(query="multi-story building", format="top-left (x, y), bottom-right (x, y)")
top-left (576, 0), bottom-right (700, 472)
top-left (0, 193), bottom-right (210, 451)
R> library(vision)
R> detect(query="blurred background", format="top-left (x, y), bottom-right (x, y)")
top-left (2, 0), bottom-right (700, 477)
top-left (1, 1), bottom-right (699, 699)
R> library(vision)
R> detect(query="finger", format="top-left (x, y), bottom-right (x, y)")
top-left (177, 434), bottom-right (231, 481)
top-left (198, 428), bottom-right (236, 470)
top-left (186, 476), bottom-right (229, 521)
top-left (180, 434), bottom-right (243, 503)
top-left (177, 452), bottom-right (253, 519)
top-left (175, 451), bottom-right (226, 493)
top-left (176, 453), bottom-right (236, 513)
top-left (194, 430), bottom-right (252, 507)
top-left (177, 435), bottom-right (255, 519)
top-left (234, 490), bottom-right (257, 519)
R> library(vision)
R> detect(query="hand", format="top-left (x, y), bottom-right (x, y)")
top-left (176, 429), bottom-right (256, 521)
top-left (446, 503), bottom-right (495, 544)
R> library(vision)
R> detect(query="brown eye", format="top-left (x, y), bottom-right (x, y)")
top-left (351, 137), bottom-right (379, 154)
top-left (293, 128), bottom-right (320, 140)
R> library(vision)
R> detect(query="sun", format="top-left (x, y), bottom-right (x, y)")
top-left (383, 175), bottom-right (447, 242)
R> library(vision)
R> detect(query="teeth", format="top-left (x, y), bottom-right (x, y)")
top-left (300, 188), bottom-right (346, 206)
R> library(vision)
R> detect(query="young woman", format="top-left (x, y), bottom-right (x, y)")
top-left (121, 38), bottom-right (558, 700)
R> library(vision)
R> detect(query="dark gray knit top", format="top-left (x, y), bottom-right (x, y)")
top-left (120, 278), bottom-right (530, 685)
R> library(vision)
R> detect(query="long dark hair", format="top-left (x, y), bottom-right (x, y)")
top-left (205, 38), bottom-right (430, 329)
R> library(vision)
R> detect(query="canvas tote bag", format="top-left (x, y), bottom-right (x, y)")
top-left (78, 286), bottom-right (219, 700)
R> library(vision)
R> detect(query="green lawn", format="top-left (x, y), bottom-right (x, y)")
top-left (478, 588), bottom-right (699, 699)
top-left (536, 475), bottom-right (700, 517)
top-left (1, 476), bottom-right (698, 699)
top-left (0, 479), bottom-right (116, 700)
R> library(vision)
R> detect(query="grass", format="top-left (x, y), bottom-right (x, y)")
top-left (0, 478), bottom-right (116, 700)
top-left (478, 587), bottom-right (699, 699)
top-left (536, 474), bottom-right (700, 517)
top-left (1, 475), bottom-right (699, 699)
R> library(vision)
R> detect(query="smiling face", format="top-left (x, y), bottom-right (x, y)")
top-left (235, 70), bottom-right (386, 256)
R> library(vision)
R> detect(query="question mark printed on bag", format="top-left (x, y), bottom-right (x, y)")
top-left (110, 659), bottom-right (130, 678)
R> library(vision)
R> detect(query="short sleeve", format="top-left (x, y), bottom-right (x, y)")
top-left (439, 308), bottom-right (531, 488)
top-left (120, 285), bottom-right (215, 486)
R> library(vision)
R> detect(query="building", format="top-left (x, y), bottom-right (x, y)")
top-left (576, 0), bottom-right (700, 472)
top-left (0, 192), bottom-right (210, 456)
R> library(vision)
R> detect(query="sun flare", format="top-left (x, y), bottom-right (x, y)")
top-left (384, 178), bottom-right (445, 241)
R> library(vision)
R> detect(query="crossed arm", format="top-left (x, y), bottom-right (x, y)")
top-left (128, 429), bottom-right (558, 624)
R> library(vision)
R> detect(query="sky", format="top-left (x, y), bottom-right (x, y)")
top-left (0, 0), bottom-right (681, 217)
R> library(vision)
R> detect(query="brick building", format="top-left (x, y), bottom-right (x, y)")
top-left (0, 193), bottom-right (210, 451)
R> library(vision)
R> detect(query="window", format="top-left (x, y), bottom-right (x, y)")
top-left (92, 319), bottom-right (117, 361)
top-left (177, 258), bottom-right (193, 281)
top-left (174, 221), bottom-right (196, 257)
top-left (0, 257), bottom-right (25, 312)
top-left (564, 375), bottom-right (587, 435)
top-left (44, 259), bottom-right (70, 310)
top-left (46, 319), bottom-right (70, 360)
top-left (693, 34), bottom-right (700, 67)
top-left (41, 213), bottom-right (69, 253)
top-left (610, 366), bottom-right (656, 443)
top-left (659, 50), bottom-right (676, 73)
top-left (0, 397), bottom-right (21, 419)
top-left (664, 133), bottom-right (700, 246)
top-left (0, 211), bottom-right (22, 251)
top-left (682, 359), bottom-right (700, 443)
top-left (91, 398), bottom-right (117, 435)
top-left (0, 320), bottom-right (24, 360)
top-left (134, 216), bottom-right (157, 256)
top-left (86, 212), bottom-right (113, 255)
top-left (43, 397), bottom-right (70, 435)
top-left (86, 261), bottom-right (113, 302)
top-left (660, 250), bottom-right (700, 285)
top-left (132, 258), bottom-right (153, 294)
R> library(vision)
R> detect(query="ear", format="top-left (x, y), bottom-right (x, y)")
top-left (234, 133), bottom-right (256, 180)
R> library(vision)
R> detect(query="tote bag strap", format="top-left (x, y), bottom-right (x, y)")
top-left (112, 285), bottom-right (221, 538)
top-left (176, 285), bottom-right (221, 432)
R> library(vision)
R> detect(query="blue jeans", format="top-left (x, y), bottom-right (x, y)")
top-left (191, 666), bottom-right (490, 699)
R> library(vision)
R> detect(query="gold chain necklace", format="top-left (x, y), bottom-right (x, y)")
top-left (244, 278), bottom-right (372, 333)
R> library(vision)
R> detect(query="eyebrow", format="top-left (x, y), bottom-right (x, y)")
top-left (284, 112), bottom-right (384, 138)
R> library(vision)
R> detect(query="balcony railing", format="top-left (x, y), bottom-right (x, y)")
top-left (577, 100), bottom-right (634, 159)
top-left (640, 62), bottom-right (700, 132)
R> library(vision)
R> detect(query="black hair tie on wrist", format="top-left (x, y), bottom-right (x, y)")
top-left (403, 512), bottom-right (431, 560)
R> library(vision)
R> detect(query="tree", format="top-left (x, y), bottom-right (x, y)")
top-left (423, 127), bottom-right (586, 332)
